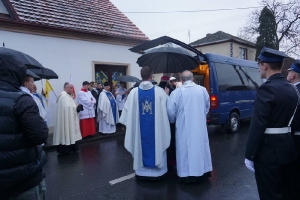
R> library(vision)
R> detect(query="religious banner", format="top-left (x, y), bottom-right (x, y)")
top-left (45, 80), bottom-right (57, 127)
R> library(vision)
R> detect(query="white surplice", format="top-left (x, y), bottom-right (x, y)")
top-left (119, 81), bottom-right (170, 176)
top-left (32, 95), bottom-right (47, 121)
top-left (53, 91), bottom-right (82, 145)
top-left (115, 87), bottom-right (127, 111)
top-left (77, 90), bottom-right (96, 120)
top-left (97, 90), bottom-right (119, 134)
top-left (167, 80), bottom-right (212, 177)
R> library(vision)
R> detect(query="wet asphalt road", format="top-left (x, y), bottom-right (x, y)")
top-left (44, 121), bottom-right (259, 200)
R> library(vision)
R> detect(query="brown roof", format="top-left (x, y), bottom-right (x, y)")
top-left (5, 0), bottom-right (148, 41)
top-left (190, 31), bottom-right (255, 48)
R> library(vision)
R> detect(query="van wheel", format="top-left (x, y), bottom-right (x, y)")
top-left (226, 112), bottom-right (240, 133)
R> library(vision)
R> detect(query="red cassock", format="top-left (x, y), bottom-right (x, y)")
top-left (78, 88), bottom-right (97, 138)
top-left (80, 118), bottom-right (96, 137)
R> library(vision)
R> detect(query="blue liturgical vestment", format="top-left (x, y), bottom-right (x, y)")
top-left (105, 92), bottom-right (117, 123)
top-left (138, 87), bottom-right (156, 167)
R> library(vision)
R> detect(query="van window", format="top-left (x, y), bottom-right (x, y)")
top-left (194, 74), bottom-right (204, 86)
top-left (215, 63), bottom-right (248, 91)
top-left (246, 67), bottom-right (263, 90)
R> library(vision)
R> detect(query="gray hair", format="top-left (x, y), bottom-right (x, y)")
top-left (64, 82), bottom-right (70, 89)
top-left (181, 70), bottom-right (193, 82)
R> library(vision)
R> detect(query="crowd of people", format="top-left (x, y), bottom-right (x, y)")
top-left (2, 46), bottom-right (300, 199)
top-left (53, 74), bottom-right (187, 156)
top-left (121, 67), bottom-right (212, 183)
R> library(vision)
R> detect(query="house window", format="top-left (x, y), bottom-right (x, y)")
top-left (94, 64), bottom-right (127, 91)
top-left (239, 48), bottom-right (247, 60)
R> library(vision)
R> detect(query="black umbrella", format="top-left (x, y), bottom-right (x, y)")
top-left (115, 75), bottom-right (140, 82)
top-left (30, 68), bottom-right (58, 79)
top-left (27, 70), bottom-right (41, 81)
top-left (0, 47), bottom-right (44, 69)
top-left (137, 43), bottom-right (199, 73)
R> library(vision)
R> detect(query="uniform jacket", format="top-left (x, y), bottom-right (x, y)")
top-left (245, 73), bottom-right (298, 164)
top-left (291, 83), bottom-right (300, 162)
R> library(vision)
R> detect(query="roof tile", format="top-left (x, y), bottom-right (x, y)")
top-left (8, 0), bottom-right (148, 40)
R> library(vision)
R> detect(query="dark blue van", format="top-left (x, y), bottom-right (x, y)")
top-left (192, 53), bottom-right (263, 133)
top-left (129, 36), bottom-right (263, 133)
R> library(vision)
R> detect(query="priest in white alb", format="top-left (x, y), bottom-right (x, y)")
top-left (119, 66), bottom-right (170, 180)
top-left (97, 82), bottom-right (119, 134)
top-left (53, 82), bottom-right (83, 154)
top-left (167, 70), bottom-right (212, 184)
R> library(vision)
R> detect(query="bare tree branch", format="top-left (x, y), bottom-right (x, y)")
top-left (238, 0), bottom-right (300, 57)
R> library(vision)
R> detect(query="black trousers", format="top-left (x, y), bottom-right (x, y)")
top-left (290, 160), bottom-right (300, 199)
top-left (57, 143), bottom-right (79, 154)
top-left (254, 162), bottom-right (293, 200)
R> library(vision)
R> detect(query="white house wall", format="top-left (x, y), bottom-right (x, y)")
top-left (232, 43), bottom-right (256, 61)
top-left (1, 30), bottom-right (142, 126)
top-left (196, 43), bottom-right (230, 56)
top-left (195, 42), bottom-right (256, 61)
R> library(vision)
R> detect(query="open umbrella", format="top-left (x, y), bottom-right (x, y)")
top-left (27, 69), bottom-right (41, 81)
top-left (30, 68), bottom-right (58, 79)
top-left (0, 47), bottom-right (44, 69)
top-left (115, 75), bottom-right (140, 82)
top-left (136, 43), bottom-right (199, 73)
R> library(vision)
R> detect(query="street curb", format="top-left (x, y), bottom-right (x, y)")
top-left (43, 132), bottom-right (125, 152)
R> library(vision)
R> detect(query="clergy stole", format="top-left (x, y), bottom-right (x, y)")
top-left (138, 87), bottom-right (156, 168)
top-left (105, 92), bottom-right (117, 123)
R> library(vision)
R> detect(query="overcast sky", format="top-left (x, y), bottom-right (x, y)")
top-left (110, 0), bottom-right (261, 44)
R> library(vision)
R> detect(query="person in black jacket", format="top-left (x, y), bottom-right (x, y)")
top-left (245, 47), bottom-right (298, 200)
top-left (287, 60), bottom-right (300, 199)
top-left (0, 52), bottom-right (48, 199)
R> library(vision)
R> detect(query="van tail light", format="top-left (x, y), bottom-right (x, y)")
top-left (210, 95), bottom-right (218, 109)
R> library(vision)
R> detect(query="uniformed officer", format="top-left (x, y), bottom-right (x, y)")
top-left (245, 47), bottom-right (298, 200)
top-left (287, 60), bottom-right (300, 199)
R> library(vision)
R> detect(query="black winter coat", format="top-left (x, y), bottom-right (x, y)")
top-left (0, 52), bottom-right (48, 197)
top-left (0, 81), bottom-right (48, 196)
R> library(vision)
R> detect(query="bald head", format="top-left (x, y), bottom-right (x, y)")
top-left (181, 70), bottom-right (193, 82)
top-left (64, 83), bottom-right (73, 95)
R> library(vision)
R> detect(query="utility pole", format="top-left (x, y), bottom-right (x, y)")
top-left (188, 30), bottom-right (190, 44)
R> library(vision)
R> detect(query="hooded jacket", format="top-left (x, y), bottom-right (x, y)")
top-left (0, 50), bottom-right (48, 196)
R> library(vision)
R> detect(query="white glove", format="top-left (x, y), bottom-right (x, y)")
top-left (245, 158), bottom-right (255, 172)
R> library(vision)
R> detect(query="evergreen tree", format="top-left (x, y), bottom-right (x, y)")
top-left (255, 6), bottom-right (278, 59)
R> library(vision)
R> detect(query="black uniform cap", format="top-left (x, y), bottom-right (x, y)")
top-left (258, 47), bottom-right (288, 63)
top-left (288, 60), bottom-right (300, 73)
